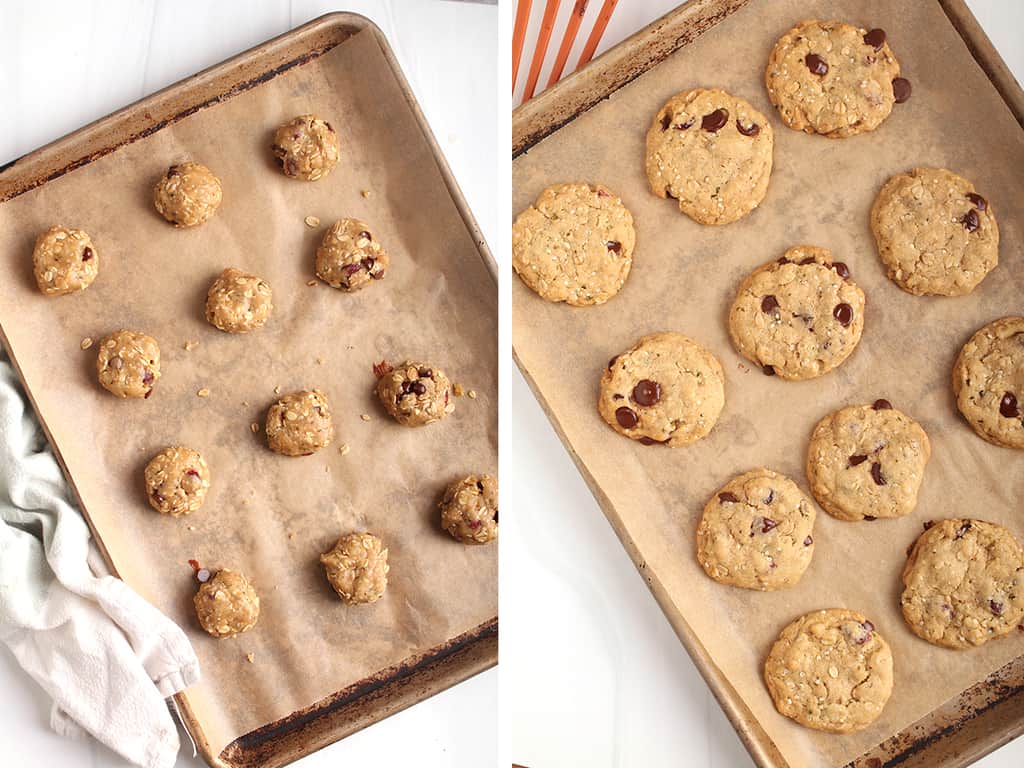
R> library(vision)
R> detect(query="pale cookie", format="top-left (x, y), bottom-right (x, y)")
top-left (32, 225), bottom-right (98, 296)
top-left (320, 532), bottom-right (389, 604)
top-left (375, 361), bottom-right (453, 427)
top-left (153, 162), bottom-right (222, 227)
top-left (271, 114), bottom-right (341, 181)
top-left (144, 446), bottom-right (211, 517)
top-left (871, 168), bottom-right (998, 296)
top-left (315, 218), bottom-right (389, 291)
top-left (645, 88), bottom-right (773, 225)
top-left (902, 519), bottom-right (1024, 649)
top-left (265, 390), bottom-right (334, 456)
top-left (765, 20), bottom-right (909, 138)
top-left (440, 475), bottom-right (498, 545)
top-left (194, 569), bottom-right (260, 638)
top-left (512, 182), bottom-right (635, 306)
top-left (205, 267), bottom-right (273, 333)
top-left (728, 246), bottom-right (865, 380)
top-left (806, 400), bottom-right (931, 521)
top-left (96, 330), bottom-right (160, 399)
top-left (953, 317), bottom-right (1024, 449)
top-left (598, 332), bottom-right (725, 446)
top-left (764, 608), bottom-right (893, 733)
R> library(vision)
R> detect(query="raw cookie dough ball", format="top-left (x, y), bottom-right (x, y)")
top-left (265, 389), bottom-right (334, 456)
top-left (96, 330), bottom-right (161, 399)
top-left (32, 225), bottom-right (98, 296)
top-left (153, 162), bottom-right (222, 227)
top-left (375, 361), bottom-right (453, 427)
top-left (440, 475), bottom-right (498, 544)
top-left (952, 316), bottom-right (1024, 449)
top-left (315, 218), bottom-right (389, 291)
top-left (144, 446), bottom-right (211, 517)
top-left (271, 114), bottom-right (341, 181)
top-left (194, 569), bottom-right (260, 638)
top-left (320, 533), bottom-right (389, 604)
top-left (205, 267), bottom-right (274, 333)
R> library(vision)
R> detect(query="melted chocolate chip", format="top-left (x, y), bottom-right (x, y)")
top-left (342, 263), bottom-right (362, 276)
top-left (639, 436), bottom-right (667, 445)
top-left (761, 295), bottom-right (780, 314)
top-left (966, 192), bottom-right (988, 211)
top-left (410, 381), bottom-right (427, 396)
top-left (361, 257), bottom-right (375, 271)
top-left (419, 368), bottom-right (433, 378)
top-left (632, 379), bottom-right (661, 407)
top-left (849, 454), bottom-right (868, 467)
top-left (675, 117), bottom-right (695, 130)
top-left (923, 520), bottom-right (935, 530)
top-left (991, 599), bottom-right (1005, 617)
top-left (1000, 392), bottom-right (1020, 418)
top-left (718, 492), bottom-right (739, 503)
top-left (736, 120), bottom-right (760, 136)
top-left (892, 77), bottom-right (912, 103)
top-left (82, 247), bottom-right (94, 262)
top-left (776, 256), bottom-right (790, 265)
top-left (864, 28), bottom-right (887, 50)
top-left (755, 517), bottom-right (778, 534)
top-left (493, 508), bottom-right (499, 523)
top-left (701, 108), bottom-right (729, 133)
top-left (873, 399), bottom-right (892, 411)
top-left (608, 356), bottom-right (618, 370)
top-left (660, 113), bottom-right (671, 131)
top-left (832, 262), bottom-right (850, 279)
top-left (615, 406), bottom-right (639, 429)
top-left (799, 256), bottom-right (817, 265)
top-left (805, 53), bottom-right (828, 76)
top-left (804, 535), bottom-right (813, 546)
top-left (871, 462), bottom-right (886, 486)
top-left (961, 208), bottom-right (980, 232)
top-left (607, 240), bottom-right (622, 253)
top-left (864, 515), bottom-right (878, 521)
top-left (956, 521), bottom-right (972, 539)
top-left (762, 364), bottom-right (776, 377)
top-left (833, 303), bottom-right (854, 326)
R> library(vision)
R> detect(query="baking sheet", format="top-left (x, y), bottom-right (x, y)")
top-left (511, 1), bottom-right (1023, 766)
top-left (0, 27), bottom-right (497, 756)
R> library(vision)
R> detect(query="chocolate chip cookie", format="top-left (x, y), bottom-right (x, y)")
top-left (96, 330), bottom-right (160, 399)
top-left (871, 168), bottom-right (998, 296)
top-left (205, 267), bottom-right (274, 333)
top-left (144, 446), bottom-right (211, 517)
top-left (512, 182), bottom-right (635, 306)
top-left (32, 225), bottom-right (98, 296)
top-left (375, 361), bottom-right (454, 427)
top-left (153, 162), bottom-right (222, 227)
top-left (645, 88), bottom-right (774, 225)
top-left (265, 390), bottom-right (334, 456)
top-left (728, 246), bottom-right (865, 380)
top-left (807, 400), bottom-right (931, 521)
top-left (315, 218), bottom-right (389, 291)
top-left (271, 114), bottom-right (341, 181)
top-left (598, 332), bottom-right (725, 446)
top-left (194, 569), bottom-right (260, 638)
top-left (902, 519), bottom-right (1024, 649)
top-left (321, 533), bottom-right (389, 604)
top-left (765, 20), bottom-right (909, 138)
top-left (697, 468), bottom-right (816, 591)
top-left (953, 317), bottom-right (1024, 449)
top-left (440, 474), bottom-right (498, 545)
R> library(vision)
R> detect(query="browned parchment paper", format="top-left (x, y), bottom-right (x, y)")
top-left (513, 1), bottom-right (1023, 766)
top-left (0, 28), bottom-right (496, 755)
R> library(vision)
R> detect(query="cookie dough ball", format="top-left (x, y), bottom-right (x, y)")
top-left (765, 609), bottom-right (893, 733)
top-left (765, 20), bottom-right (907, 138)
top-left (96, 330), bottom-right (160, 399)
top-left (144, 446), bottom-right (211, 517)
top-left (375, 361), bottom-right (453, 427)
top-left (315, 219), bottom-right (389, 291)
top-left (512, 182), bottom-right (635, 306)
top-left (697, 468), bottom-right (816, 591)
top-left (598, 332), bottom-right (725, 446)
top-left (645, 88), bottom-right (774, 225)
top-left (153, 162), bottom-right (222, 227)
top-left (901, 519), bottom-right (1024, 649)
top-left (807, 400), bottom-right (931, 521)
top-left (271, 114), bottom-right (341, 181)
top-left (728, 246), bottom-right (865, 380)
top-left (194, 569), bottom-right (260, 638)
top-left (953, 317), bottom-right (1024, 449)
top-left (265, 389), bottom-right (334, 456)
top-left (32, 225), bottom-right (98, 296)
top-left (320, 533), bottom-right (389, 604)
top-left (871, 168), bottom-right (998, 296)
top-left (205, 267), bottom-right (274, 333)
top-left (440, 475), bottom-right (498, 544)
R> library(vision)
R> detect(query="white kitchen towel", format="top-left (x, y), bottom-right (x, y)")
top-left (0, 352), bottom-right (200, 768)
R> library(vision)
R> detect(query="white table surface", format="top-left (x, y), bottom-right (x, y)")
top-left (0, 2), bottom-right (496, 767)
top-left (508, 1), bottom-right (1024, 767)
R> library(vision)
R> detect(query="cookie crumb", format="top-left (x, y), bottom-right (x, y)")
top-left (274, 386), bottom-right (281, 395)
top-left (250, 422), bottom-right (259, 434)
top-left (339, 443), bottom-right (350, 456)
top-left (197, 387), bottom-right (211, 398)
top-left (360, 414), bottom-right (371, 422)
top-left (360, 189), bottom-right (371, 198)
top-left (453, 383), bottom-right (465, 397)
top-left (307, 280), bottom-right (318, 287)
top-left (241, 400), bottom-right (249, 407)
top-left (468, 389), bottom-right (477, 399)
top-left (287, 531), bottom-right (296, 540)
top-left (316, 357), bottom-right (324, 365)
top-left (80, 337), bottom-right (93, 350)
top-left (304, 215), bottom-right (320, 228)
top-left (187, 525), bottom-right (196, 532)
top-left (245, 652), bottom-right (255, 664)
top-left (184, 340), bottom-right (199, 351)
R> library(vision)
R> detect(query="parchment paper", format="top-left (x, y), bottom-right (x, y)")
top-left (0, 28), bottom-right (496, 756)
top-left (513, 1), bottom-right (1023, 766)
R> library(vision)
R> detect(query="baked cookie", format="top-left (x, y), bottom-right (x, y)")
top-left (205, 267), bottom-right (273, 333)
top-left (765, 608), bottom-right (893, 733)
top-left (32, 225), bottom-right (98, 296)
top-left (902, 519), bottom-right (1024, 649)
top-left (645, 88), bottom-right (773, 225)
top-left (512, 182), bottom-right (635, 306)
top-left (194, 569), bottom-right (260, 638)
top-left (375, 361), bottom-right (453, 427)
top-left (953, 317), bottom-right (1024, 449)
top-left (265, 390), bottom-right (334, 456)
top-left (598, 332), bottom-right (725, 446)
top-left (144, 446), bottom-right (211, 517)
top-left (806, 400), bottom-right (931, 521)
top-left (728, 246), bottom-right (865, 380)
top-left (153, 162), bottom-right (222, 227)
top-left (315, 219), bottom-right (389, 291)
top-left (320, 533), bottom-right (389, 604)
top-left (697, 468), bottom-right (816, 590)
top-left (871, 168), bottom-right (998, 296)
top-left (271, 114), bottom-right (341, 181)
top-left (440, 475), bottom-right (498, 545)
top-left (96, 330), bottom-right (160, 399)
top-left (765, 20), bottom-right (909, 138)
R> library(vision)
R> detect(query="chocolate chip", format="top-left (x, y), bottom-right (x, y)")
top-left (493, 508), bottom-right (499, 523)
top-left (607, 241), bottom-right (622, 253)
top-left (923, 520), bottom-right (935, 530)
top-left (675, 117), bottom-right (695, 130)
top-left (419, 368), bottom-right (432, 378)
top-left (871, 462), bottom-right (886, 486)
top-left (701, 108), bottom-right (729, 133)
top-left (284, 158), bottom-right (297, 176)
top-left (833, 303), bottom-right (854, 327)
top-left (342, 263), bottom-right (362, 276)
top-left (776, 257), bottom-right (790, 265)
top-left (754, 517), bottom-right (777, 534)
top-left (864, 515), bottom-right (877, 521)
top-left (718, 492), bottom-right (739, 503)
top-left (639, 436), bottom-right (667, 445)
top-left (761, 295), bottom-right (779, 314)
top-left (762, 364), bottom-right (775, 376)
top-left (608, 356), bottom-right (618, 370)
top-left (142, 370), bottom-right (154, 386)
top-left (799, 256), bottom-right (817, 265)
top-left (360, 230), bottom-right (372, 241)
top-left (849, 454), bottom-right (868, 467)
top-left (736, 120), bottom-right (760, 136)
top-left (966, 192), bottom-right (988, 211)
top-left (196, 568), bottom-right (211, 583)
top-left (1000, 392), bottom-right (1020, 418)
top-left (82, 247), bottom-right (94, 262)
top-left (961, 208), bottom-right (980, 232)
top-left (805, 53), bottom-right (828, 76)
top-left (873, 399), bottom-right (892, 411)
top-left (400, 381), bottom-right (412, 395)
top-left (804, 536), bottom-right (813, 546)
top-left (864, 28), bottom-right (887, 50)
top-left (615, 406), bottom-right (638, 429)
top-left (892, 77), bottom-right (912, 103)
top-left (832, 262), bottom-right (850, 278)
top-left (660, 114), bottom-right (671, 131)
top-left (632, 379), bottom-right (661, 407)
top-left (410, 381), bottom-right (427, 396)
top-left (360, 257), bottom-right (375, 271)
top-left (167, 165), bottom-right (181, 177)
top-left (956, 521), bottom-right (972, 539)
top-left (991, 599), bottom-right (1005, 616)
top-left (325, 121), bottom-right (334, 132)
top-left (764, 489), bottom-right (774, 505)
